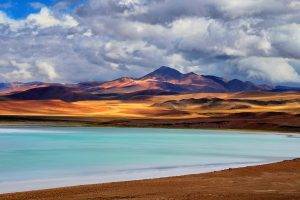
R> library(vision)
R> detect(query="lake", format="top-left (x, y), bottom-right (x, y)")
top-left (0, 127), bottom-right (299, 193)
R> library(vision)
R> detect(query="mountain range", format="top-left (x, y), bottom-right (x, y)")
top-left (0, 66), bottom-right (299, 101)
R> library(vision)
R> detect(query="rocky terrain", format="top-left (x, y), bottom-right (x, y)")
top-left (1, 66), bottom-right (297, 102)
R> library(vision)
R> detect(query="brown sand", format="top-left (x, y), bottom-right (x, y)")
top-left (0, 92), bottom-right (299, 118)
top-left (1, 159), bottom-right (300, 200)
top-left (0, 92), bottom-right (299, 132)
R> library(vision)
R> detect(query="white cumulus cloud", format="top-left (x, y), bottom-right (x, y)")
top-left (0, 0), bottom-right (299, 85)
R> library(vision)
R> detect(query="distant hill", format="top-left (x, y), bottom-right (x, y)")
top-left (1, 66), bottom-right (299, 101)
top-left (271, 86), bottom-right (300, 92)
top-left (5, 85), bottom-right (101, 102)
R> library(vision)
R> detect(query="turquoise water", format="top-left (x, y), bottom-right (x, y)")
top-left (0, 127), bottom-right (299, 193)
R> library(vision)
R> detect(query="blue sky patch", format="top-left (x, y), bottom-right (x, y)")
top-left (0, 0), bottom-right (58, 19)
top-left (0, 0), bottom-right (87, 19)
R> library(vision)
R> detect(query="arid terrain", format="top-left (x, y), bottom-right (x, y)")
top-left (1, 159), bottom-right (299, 200)
top-left (2, 1), bottom-right (300, 198)
top-left (0, 91), bottom-right (299, 132)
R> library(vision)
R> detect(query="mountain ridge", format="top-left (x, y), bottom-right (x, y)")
top-left (0, 66), bottom-right (298, 101)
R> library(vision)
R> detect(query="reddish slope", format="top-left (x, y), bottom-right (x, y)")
top-left (0, 66), bottom-right (278, 101)
top-left (92, 67), bottom-right (227, 94)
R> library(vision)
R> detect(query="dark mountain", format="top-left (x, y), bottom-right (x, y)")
top-left (141, 66), bottom-right (184, 80)
top-left (2, 66), bottom-right (295, 102)
top-left (6, 85), bottom-right (100, 102)
top-left (204, 76), bottom-right (264, 92)
top-left (272, 86), bottom-right (300, 92)
top-left (226, 79), bottom-right (261, 92)
top-left (203, 75), bottom-right (227, 86)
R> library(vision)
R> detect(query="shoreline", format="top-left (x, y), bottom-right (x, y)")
top-left (1, 158), bottom-right (299, 200)
top-left (1, 124), bottom-right (300, 141)
top-left (0, 120), bottom-right (299, 134)
top-left (0, 160), bottom-right (276, 194)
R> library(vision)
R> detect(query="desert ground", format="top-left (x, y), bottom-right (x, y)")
top-left (0, 92), bottom-right (299, 200)
top-left (1, 159), bottom-right (299, 200)
top-left (0, 91), bottom-right (299, 132)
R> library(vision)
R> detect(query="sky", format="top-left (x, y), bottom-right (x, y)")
top-left (0, 0), bottom-right (300, 85)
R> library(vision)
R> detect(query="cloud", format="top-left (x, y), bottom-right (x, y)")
top-left (232, 57), bottom-right (300, 83)
top-left (0, 60), bottom-right (33, 81)
top-left (0, 0), bottom-right (299, 85)
top-left (270, 23), bottom-right (300, 59)
top-left (214, 0), bottom-right (287, 18)
top-left (36, 61), bottom-right (59, 81)
top-left (27, 7), bottom-right (78, 28)
top-left (0, 7), bottom-right (78, 30)
top-left (0, 59), bottom-right (61, 82)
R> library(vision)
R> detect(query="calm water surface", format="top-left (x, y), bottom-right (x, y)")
top-left (0, 127), bottom-right (299, 193)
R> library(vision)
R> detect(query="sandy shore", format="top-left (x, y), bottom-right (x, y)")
top-left (1, 159), bottom-right (299, 200)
